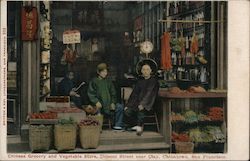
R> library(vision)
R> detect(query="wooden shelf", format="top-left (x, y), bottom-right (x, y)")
top-left (158, 91), bottom-right (227, 98)
top-left (170, 24), bottom-right (205, 33)
top-left (168, 4), bottom-right (206, 18)
top-left (30, 119), bottom-right (58, 125)
top-left (172, 64), bottom-right (208, 68)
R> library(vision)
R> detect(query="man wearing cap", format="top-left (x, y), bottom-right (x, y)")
top-left (87, 63), bottom-right (123, 130)
top-left (124, 61), bottom-right (159, 135)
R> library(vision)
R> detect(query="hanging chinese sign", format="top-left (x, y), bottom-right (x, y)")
top-left (63, 30), bottom-right (81, 44)
top-left (21, 7), bottom-right (38, 41)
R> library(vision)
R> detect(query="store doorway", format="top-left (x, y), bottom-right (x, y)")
top-left (7, 1), bottom-right (21, 135)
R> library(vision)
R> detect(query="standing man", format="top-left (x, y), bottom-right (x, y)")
top-left (87, 63), bottom-right (123, 130)
top-left (124, 60), bottom-right (159, 135)
top-left (58, 71), bottom-right (82, 107)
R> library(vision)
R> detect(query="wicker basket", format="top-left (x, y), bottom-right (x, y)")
top-left (54, 124), bottom-right (77, 151)
top-left (29, 125), bottom-right (52, 152)
top-left (175, 142), bottom-right (194, 153)
top-left (79, 125), bottom-right (101, 149)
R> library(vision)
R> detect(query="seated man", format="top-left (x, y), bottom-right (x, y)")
top-left (58, 71), bottom-right (82, 107)
top-left (87, 63), bottom-right (123, 130)
top-left (124, 60), bottom-right (159, 135)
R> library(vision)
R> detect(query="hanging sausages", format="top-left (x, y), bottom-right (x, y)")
top-left (190, 32), bottom-right (199, 54)
top-left (161, 32), bottom-right (172, 70)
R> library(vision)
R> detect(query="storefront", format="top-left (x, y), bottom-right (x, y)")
top-left (7, 1), bottom-right (228, 153)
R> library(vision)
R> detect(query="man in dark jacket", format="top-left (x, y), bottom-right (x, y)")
top-left (124, 61), bottom-right (159, 135)
top-left (58, 71), bottom-right (82, 107)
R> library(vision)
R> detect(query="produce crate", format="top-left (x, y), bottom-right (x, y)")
top-left (175, 142), bottom-right (194, 153)
top-left (79, 125), bottom-right (101, 149)
top-left (54, 124), bottom-right (77, 151)
top-left (29, 125), bottom-right (53, 152)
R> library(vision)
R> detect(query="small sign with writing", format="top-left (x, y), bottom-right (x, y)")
top-left (63, 30), bottom-right (81, 44)
top-left (46, 96), bottom-right (70, 102)
top-left (21, 7), bottom-right (38, 41)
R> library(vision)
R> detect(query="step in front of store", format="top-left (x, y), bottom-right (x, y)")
top-left (8, 130), bottom-right (170, 153)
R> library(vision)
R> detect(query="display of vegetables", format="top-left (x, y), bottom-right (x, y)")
top-left (172, 132), bottom-right (190, 142)
top-left (79, 117), bottom-right (100, 126)
top-left (208, 107), bottom-right (223, 121)
top-left (189, 128), bottom-right (202, 142)
top-left (184, 110), bottom-right (198, 123)
top-left (29, 111), bottom-right (57, 119)
top-left (171, 109), bottom-right (223, 123)
top-left (198, 113), bottom-right (211, 121)
top-left (58, 117), bottom-right (75, 125)
top-left (171, 112), bottom-right (185, 122)
top-left (188, 126), bottom-right (225, 143)
top-left (205, 126), bottom-right (225, 143)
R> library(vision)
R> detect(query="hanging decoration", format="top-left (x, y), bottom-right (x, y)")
top-left (161, 32), bottom-right (172, 70)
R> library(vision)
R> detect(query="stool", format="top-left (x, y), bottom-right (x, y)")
top-left (102, 117), bottom-right (112, 130)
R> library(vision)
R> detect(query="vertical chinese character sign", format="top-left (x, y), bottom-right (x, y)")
top-left (21, 7), bottom-right (38, 41)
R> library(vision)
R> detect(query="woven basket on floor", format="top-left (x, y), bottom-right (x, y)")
top-left (175, 142), bottom-right (194, 153)
top-left (54, 124), bottom-right (77, 151)
top-left (29, 125), bottom-right (52, 151)
top-left (79, 125), bottom-right (101, 149)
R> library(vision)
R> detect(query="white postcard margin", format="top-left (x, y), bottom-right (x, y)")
top-left (0, 0), bottom-right (249, 160)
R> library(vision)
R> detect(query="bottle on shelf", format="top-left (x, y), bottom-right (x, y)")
top-left (185, 52), bottom-right (191, 65)
top-left (185, 36), bottom-right (189, 49)
top-left (172, 52), bottom-right (177, 65)
top-left (174, 2), bottom-right (177, 14)
top-left (182, 53), bottom-right (186, 65)
top-left (178, 54), bottom-right (182, 65)
top-left (191, 53), bottom-right (195, 65)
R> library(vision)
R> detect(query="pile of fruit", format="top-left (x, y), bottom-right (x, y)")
top-left (48, 107), bottom-right (83, 113)
top-left (79, 117), bottom-right (100, 126)
top-left (171, 112), bottom-right (185, 122)
top-left (208, 107), bottom-right (223, 121)
top-left (198, 113), bottom-right (211, 121)
top-left (29, 111), bottom-right (57, 119)
top-left (172, 132), bottom-right (190, 142)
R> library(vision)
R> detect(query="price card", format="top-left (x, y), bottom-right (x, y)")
top-left (63, 29), bottom-right (81, 44)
